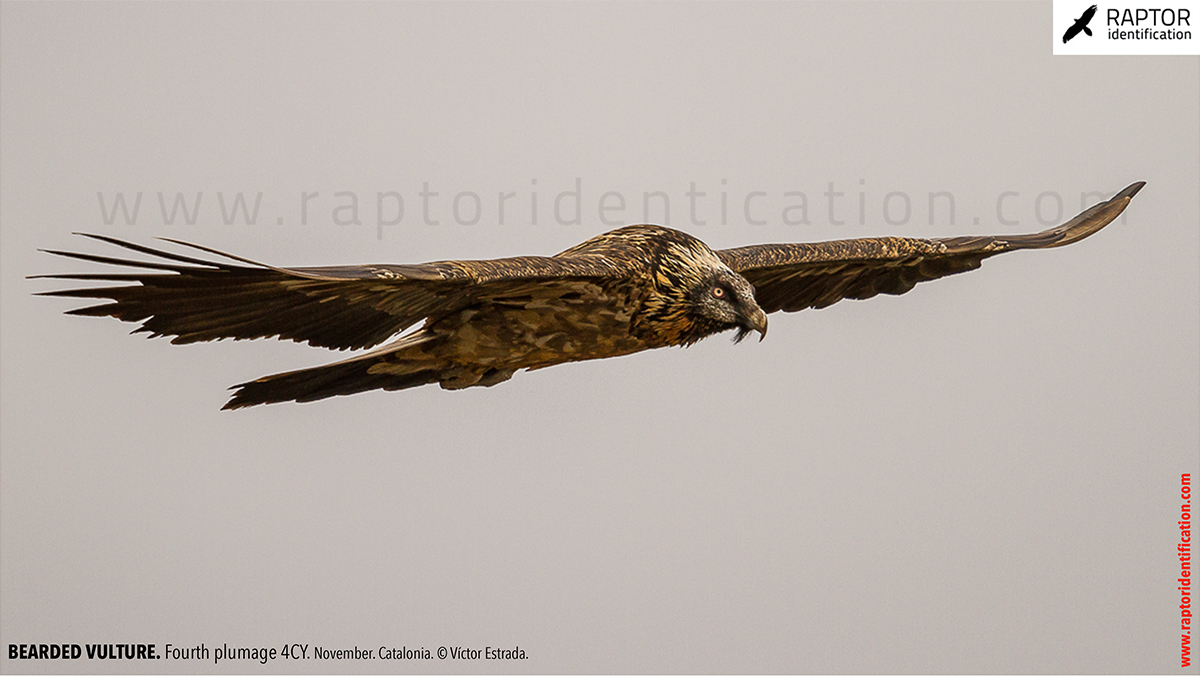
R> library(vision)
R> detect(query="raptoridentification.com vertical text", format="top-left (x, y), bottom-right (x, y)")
top-left (1180, 473), bottom-right (1193, 668)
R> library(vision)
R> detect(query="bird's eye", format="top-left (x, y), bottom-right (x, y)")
top-left (712, 286), bottom-right (726, 299)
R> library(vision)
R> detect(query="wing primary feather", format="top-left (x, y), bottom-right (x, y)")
top-left (35, 247), bottom-right (214, 274)
top-left (72, 232), bottom-right (249, 268)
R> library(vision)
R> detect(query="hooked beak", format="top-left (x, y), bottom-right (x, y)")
top-left (742, 306), bottom-right (768, 341)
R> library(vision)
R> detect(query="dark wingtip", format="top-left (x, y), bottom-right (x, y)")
top-left (220, 399), bottom-right (247, 411)
top-left (1029, 180), bottom-right (1146, 249)
top-left (221, 383), bottom-right (259, 410)
top-left (1121, 181), bottom-right (1146, 199)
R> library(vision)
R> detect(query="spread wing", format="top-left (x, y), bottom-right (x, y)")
top-left (717, 182), bottom-right (1143, 314)
top-left (34, 234), bottom-right (624, 351)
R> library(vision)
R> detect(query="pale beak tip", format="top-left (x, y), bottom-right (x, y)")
top-left (753, 310), bottom-right (768, 341)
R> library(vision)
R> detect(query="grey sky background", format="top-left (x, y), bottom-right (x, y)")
top-left (1, 2), bottom-right (1197, 673)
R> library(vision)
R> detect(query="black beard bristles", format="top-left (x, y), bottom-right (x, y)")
top-left (733, 326), bottom-right (751, 344)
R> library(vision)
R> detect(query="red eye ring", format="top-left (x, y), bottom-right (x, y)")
top-left (712, 286), bottom-right (726, 298)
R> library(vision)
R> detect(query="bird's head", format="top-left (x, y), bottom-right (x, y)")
top-left (634, 229), bottom-right (769, 346)
top-left (689, 268), bottom-right (769, 343)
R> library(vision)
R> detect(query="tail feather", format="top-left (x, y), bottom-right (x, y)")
top-left (224, 357), bottom-right (439, 409)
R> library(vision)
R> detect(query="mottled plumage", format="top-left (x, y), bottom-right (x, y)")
top-left (35, 182), bottom-right (1143, 409)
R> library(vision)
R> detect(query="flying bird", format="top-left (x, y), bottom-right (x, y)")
top-left (1063, 4), bottom-right (1098, 42)
top-left (36, 182), bottom-right (1144, 409)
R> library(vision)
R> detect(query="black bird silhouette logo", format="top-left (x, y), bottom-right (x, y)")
top-left (1063, 4), bottom-right (1098, 42)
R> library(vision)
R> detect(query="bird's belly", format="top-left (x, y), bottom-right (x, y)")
top-left (434, 289), bottom-right (646, 368)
